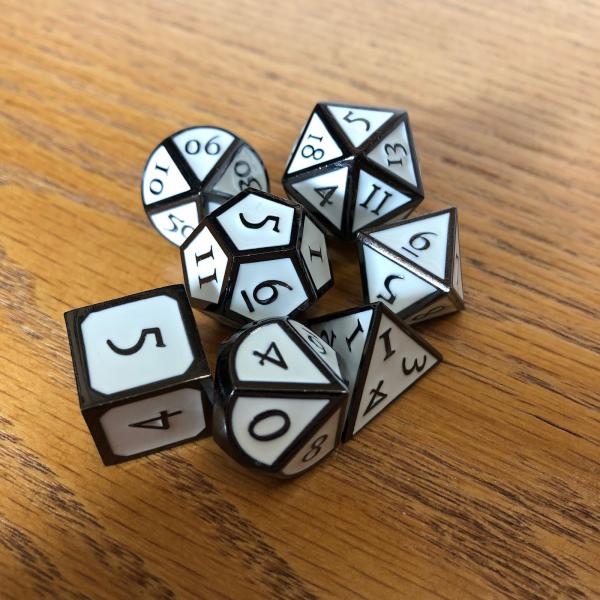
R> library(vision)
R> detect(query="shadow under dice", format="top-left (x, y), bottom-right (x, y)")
top-left (212, 317), bottom-right (348, 477)
top-left (357, 207), bottom-right (465, 324)
top-left (308, 302), bottom-right (442, 441)
top-left (282, 102), bottom-right (424, 240)
top-left (64, 285), bottom-right (212, 465)
top-left (181, 189), bottom-right (333, 327)
top-left (141, 126), bottom-right (269, 246)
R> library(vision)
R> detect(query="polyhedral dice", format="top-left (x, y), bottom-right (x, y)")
top-left (141, 126), bottom-right (269, 245)
top-left (64, 285), bottom-right (213, 465)
top-left (282, 102), bottom-right (424, 240)
top-left (180, 189), bottom-right (333, 327)
top-left (212, 317), bottom-right (348, 477)
top-left (308, 302), bottom-right (442, 441)
top-left (357, 207), bottom-right (465, 324)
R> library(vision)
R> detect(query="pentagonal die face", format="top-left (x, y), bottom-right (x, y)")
top-left (282, 103), bottom-right (424, 240)
top-left (212, 318), bottom-right (347, 477)
top-left (141, 126), bottom-right (269, 246)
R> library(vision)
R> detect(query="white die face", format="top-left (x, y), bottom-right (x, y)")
top-left (183, 225), bottom-right (229, 304)
top-left (100, 388), bottom-right (206, 457)
top-left (405, 295), bottom-right (457, 324)
top-left (142, 145), bottom-right (190, 206)
top-left (281, 408), bottom-right (340, 476)
top-left (325, 104), bottom-right (394, 148)
top-left (370, 211), bottom-right (451, 280)
top-left (229, 258), bottom-right (308, 321)
top-left (172, 127), bottom-right (235, 182)
top-left (310, 308), bottom-right (374, 396)
top-left (453, 228), bottom-right (464, 300)
top-left (290, 167), bottom-right (348, 230)
top-left (234, 322), bottom-right (330, 385)
top-left (367, 121), bottom-right (417, 187)
top-left (80, 295), bottom-right (194, 395)
top-left (352, 170), bottom-right (413, 232)
top-left (287, 112), bottom-right (343, 174)
top-left (149, 202), bottom-right (199, 245)
top-left (288, 320), bottom-right (342, 380)
top-left (230, 396), bottom-right (330, 466)
top-left (352, 313), bottom-right (439, 435)
top-left (217, 193), bottom-right (295, 251)
top-left (212, 145), bottom-right (268, 196)
top-left (300, 216), bottom-right (332, 292)
top-left (362, 245), bottom-right (437, 315)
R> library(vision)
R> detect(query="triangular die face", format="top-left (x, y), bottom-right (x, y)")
top-left (352, 314), bottom-right (440, 435)
top-left (300, 216), bottom-right (332, 292)
top-left (370, 211), bottom-right (451, 280)
top-left (367, 121), bottom-right (417, 187)
top-left (150, 201), bottom-right (199, 246)
top-left (211, 144), bottom-right (268, 196)
top-left (453, 231), bottom-right (464, 300)
top-left (326, 105), bottom-right (394, 148)
top-left (309, 308), bottom-right (374, 396)
top-left (290, 167), bottom-right (347, 230)
top-left (362, 245), bottom-right (438, 315)
top-left (234, 323), bottom-right (329, 385)
top-left (286, 112), bottom-right (343, 174)
top-left (142, 145), bottom-right (190, 205)
top-left (173, 127), bottom-right (235, 182)
top-left (352, 170), bottom-right (413, 232)
top-left (405, 294), bottom-right (457, 324)
top-left (231, 396), bottom-right (330, 466)
top-left (288, 320), bottom-right (343, 381)
top-left (282, 408), bottom-right (340, 475)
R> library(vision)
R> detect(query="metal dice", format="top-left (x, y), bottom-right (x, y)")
top-left (181, 189), bottom-right (333, 327)
top-left (212, 317), bottom-right (348, 477)
top-left (308, 303), bottom-right (442, 440)
top-left (357, 207), bottom-right (464, 324)
top-left (64, 285), bottom-right (213, 465)
top-left (282, 103), bottom-right (424, 240)
top-left (141, 126), bottom-right (269, 245)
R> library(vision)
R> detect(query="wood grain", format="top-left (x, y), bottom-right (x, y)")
top-left (1, 0), bottom-right (599, 598)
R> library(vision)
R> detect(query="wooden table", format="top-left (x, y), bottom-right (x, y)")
top-left (1, 1), bottom-right (599, 598)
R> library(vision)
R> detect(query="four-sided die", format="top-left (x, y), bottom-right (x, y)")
top-left (357, 207), bottom-right (464, 324)
top-left (64, 285), bottom-right (213, 465)
top-left (180, 189), bottom-right (333, 327)
top-left (141, 126), bottom-right (269, 245)
top-left (282, 103), bottom-right (424, 240)
top-left (212, 317), bottom-right (348, 477)
top-left (308, 302), bottom-right (442, 440)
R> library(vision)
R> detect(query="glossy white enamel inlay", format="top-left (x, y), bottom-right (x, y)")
top-left (326, 105), bottom-right (394, 148)
top-left (142, 145), bottom-right (190, 205)
top-left (288, 320), bottom-right (342, 379)
top-left (287, 112), bottom-right (343, 174)
top-left (405, 295), bottom-right (457, 324)
top-left (173, 127), bottom-right (234, 182)
top-left (230, 258), bottom-right (307, 321)
top-left (453, 227), bottom-right (464, 300)
top-left (352, 170), bottom-right (413, 232)
top-left (231, 396), bottom-right (330, 466)
top-left (217, 193), bottom-right (294, 251)
top-left (150, 202), bottom-right (199, 246)
top-left (81, 295), bottom-right (193, 395)
top-left (353, 314), bottom-right (439, 434)
top-left (290, 167), bottom-right (348, 230)
top-left (367, 121), bottom-right (417, 187)
top-left (300, 216), bottom-right (331, 292)
top-left (205, 197), bottom-right (224, 215)
top-left (212, 144), bottom-right (268, 196)
top-left (282, 408), bottom-right (340, 475)
top-left (362, 245), bottom-right (437, 314)
top-left (370, 211), bottom-right (450, 280)
top-left (183, 226), bottom-right (229, 304)
top-left (234, 323), bottom-right (329, 385)
top-left (100, 388), bottom-right (206, 457)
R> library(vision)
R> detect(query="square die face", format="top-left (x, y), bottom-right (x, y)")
top-left (80, 293), bottom-right (195, 396)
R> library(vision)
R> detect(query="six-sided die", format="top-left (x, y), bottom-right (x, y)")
top-left (282, 103), bottom-right (424, 240)
top-left (180, 189), bottom-right (333, 327)
top-left (141, 126), bottom-right (269, 245)
top-left (357, 207), bottom-right (465, 324)
top-left (64, 285), bottom-right (213, 465)
top-left (212, 317), bottom-right (348, 477)
top-left (308, 302), bottom-right (442, 440)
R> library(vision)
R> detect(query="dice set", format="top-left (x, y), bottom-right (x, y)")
top-left (65, 102), bottom-right (465, 476)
